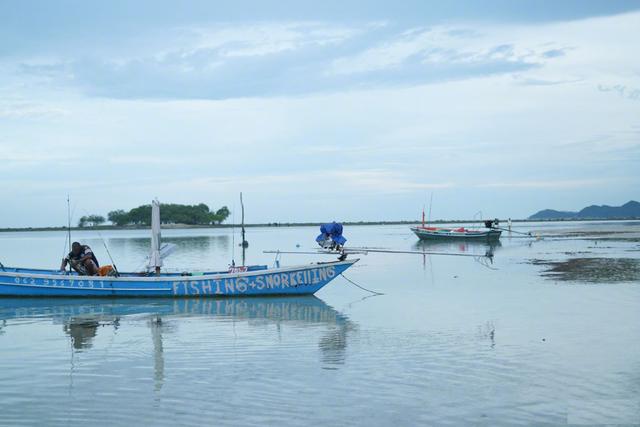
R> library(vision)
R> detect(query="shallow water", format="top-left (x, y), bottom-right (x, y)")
top-left (1, 221), bottom-right (639, 426)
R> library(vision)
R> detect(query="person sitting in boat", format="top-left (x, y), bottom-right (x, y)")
top-left (60, 242), bottom-right (100, 276)
top-left (316, 222), bottom-right (347, 251)
top-left (484, 219), bottom-right (500, 229)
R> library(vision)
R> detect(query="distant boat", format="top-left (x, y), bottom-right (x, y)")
top-left (411, 206), bottom-right (501, 241)
top-left (410, 226), bottom-right (502, 241)
top-left (0, 200), bottom-right (357, 297)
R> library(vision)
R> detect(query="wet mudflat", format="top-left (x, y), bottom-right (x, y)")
top-left (532, 257), bottom-right (640, 282)
top-left (0, 221), bottom-right (639, 426)
top-left (525, 220), bottom-right (640, 283)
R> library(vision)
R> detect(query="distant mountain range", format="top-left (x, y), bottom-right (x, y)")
top-left (529, 200), bottom-right (640, 220)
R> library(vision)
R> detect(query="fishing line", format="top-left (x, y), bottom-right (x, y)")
top-left (339, 273), bottom-right (384, 296)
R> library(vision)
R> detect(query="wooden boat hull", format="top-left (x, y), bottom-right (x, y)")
top-left (0, 259), bottom-right (358, 297)
top-left (411, 227), bottom-right (501, 241)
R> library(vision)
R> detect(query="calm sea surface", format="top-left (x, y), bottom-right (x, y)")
top-left (1, 222), bottom-right (639, 426)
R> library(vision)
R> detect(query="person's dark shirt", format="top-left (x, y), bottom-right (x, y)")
top-left (67, 245), bottom-right (99, 267)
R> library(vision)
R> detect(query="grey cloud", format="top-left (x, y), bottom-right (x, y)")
top-left (8, 24), bottom-right (565, 100)
top-left (542, 48), bottom-right (566, 58)
top-left (598, 84), bottom-right (640, 100)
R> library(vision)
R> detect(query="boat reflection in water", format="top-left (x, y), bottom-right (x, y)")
top-left (0, 296), bottom-right (356, 386)
top-left (411, 239), bottom-right (501, 270)
top-left (413, 239), bottom-right (502, 256)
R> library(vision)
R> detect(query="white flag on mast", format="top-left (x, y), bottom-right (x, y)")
top-left (148, 199), bottom-right (163, 270)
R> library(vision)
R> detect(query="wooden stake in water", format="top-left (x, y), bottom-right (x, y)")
top-left (240, 192), bottom-right (249, 266)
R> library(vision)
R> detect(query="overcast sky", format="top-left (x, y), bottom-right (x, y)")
top-left (1, 0), bottom-right (639, 227)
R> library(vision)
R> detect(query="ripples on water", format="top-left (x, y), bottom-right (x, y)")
top-left (0, 222), bottom-right (639, 426)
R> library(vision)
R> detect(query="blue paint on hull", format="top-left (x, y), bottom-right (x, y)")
top-left (0, 259), bottom-right (358, 297)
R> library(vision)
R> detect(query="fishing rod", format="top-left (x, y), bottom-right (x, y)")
top-left (67, 195), bottom-right (72, 257)
top-left (98, 233), bottom-right (120, 276)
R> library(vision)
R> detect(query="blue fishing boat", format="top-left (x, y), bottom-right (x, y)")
top-left (0, 260), bottom-right (357, 297)
top-left (0, 200), bottom-right (358, 297)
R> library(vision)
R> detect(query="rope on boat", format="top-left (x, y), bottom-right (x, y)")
top-left (494, 226), bottom-right (537, 237)
top-left (0, 261), bottom-right (5, 271)
top-left (340, 273), bottom-right (384, 296)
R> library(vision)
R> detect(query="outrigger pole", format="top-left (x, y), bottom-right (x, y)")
top-left (264, 248), bottom-right (493, 259)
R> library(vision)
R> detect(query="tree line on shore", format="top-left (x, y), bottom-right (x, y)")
top-left (77, 203), bottom-right (230, 227)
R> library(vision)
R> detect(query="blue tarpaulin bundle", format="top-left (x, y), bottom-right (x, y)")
top-left (316, 222), bottom-right (347, 247)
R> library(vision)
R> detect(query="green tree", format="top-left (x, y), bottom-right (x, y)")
top-left (214, 206), bottom-right (230, 224)
top-left (78, 214), bottom-right (105, 227)
top-left (127, 205), bottom-right (152, 225)
top-left (108, 210), bottom-right (128, 226)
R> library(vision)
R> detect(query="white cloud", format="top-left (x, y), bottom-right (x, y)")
top-left (0, 101), bottom-right (69, 119)
top-left (156, 169), bottom-right (454, 196)
top-left (474, 178), bottom-right (622, 189)
top-left (188, 23), bottom-right (363, 58)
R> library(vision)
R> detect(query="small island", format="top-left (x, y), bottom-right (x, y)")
top-left (73, 203), bottom-right (230, 228)
top-left (105, 203), bottom-right (230, 226)
top-left (529, 200), bottom-right (640, 220)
